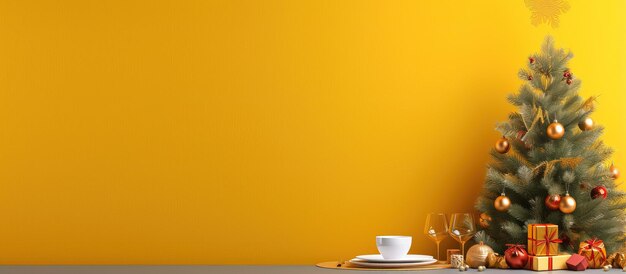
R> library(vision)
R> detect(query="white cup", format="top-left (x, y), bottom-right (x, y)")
top-left (376, 235), bottom-right (412, 259)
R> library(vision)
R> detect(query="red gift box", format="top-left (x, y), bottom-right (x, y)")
top-left (567, 254), bottom-right (589, 271)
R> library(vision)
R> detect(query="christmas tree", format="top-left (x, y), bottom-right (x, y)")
top-left (474, 36), bottom-right (626, 254)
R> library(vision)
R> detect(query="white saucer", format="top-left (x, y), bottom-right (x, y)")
top-left (355, 254), bottom-right (434, 263)
top-left (349, 258), bottom-right (438, 268)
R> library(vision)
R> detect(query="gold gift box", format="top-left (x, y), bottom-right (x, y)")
top-left (527, 224), bottom-right (561, 256)
top-left (578, 239), bottom-right (607, 268)
top-left (526, 254), bottom-right (571, 271)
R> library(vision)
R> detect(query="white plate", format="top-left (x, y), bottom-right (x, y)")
top-left (349, 258), bottom-right (438, 268)
top-left (355, 254), bottom-right (434, 263)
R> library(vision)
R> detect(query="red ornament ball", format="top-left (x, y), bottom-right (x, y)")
top-left (591, 186), bottom-right (608, 199)
top-left (545, 194), bottom-right (561, 211)
top-left (566, 78), bottom-right (572, 85)
top-left (529, 57), bottom-right (535, 64)
top-left (516, 130), bottom-right (527, 140)
top-left (528, 75), bottom-right (533, 81)
top-left (504, 244), bottom-right (529, 269)
top-left (563, 70), bottom-right (571, 78)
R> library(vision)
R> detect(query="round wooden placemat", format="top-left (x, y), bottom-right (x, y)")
top-left (316, 261), bottom-right (452, 271)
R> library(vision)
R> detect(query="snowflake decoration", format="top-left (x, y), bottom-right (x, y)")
top-left (525, 0), bottom-right (570, 28)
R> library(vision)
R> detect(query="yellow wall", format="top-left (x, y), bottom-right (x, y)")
top-left (0, 0), bottom-right (624, 264)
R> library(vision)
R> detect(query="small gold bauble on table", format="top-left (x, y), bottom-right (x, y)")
top-left (494, 193), bottom-right (511, 212)
top-left (466, 241), bottom-right (494, 268)
top-left (579, 117), bottom-right (594, 131)
top-left (547, 120), bottom-right (565, 139)
top-left (559, 193), bottom-right (577, 214)
top-left (495, 136), bottom-right (510, 154)
top-left (604, 265), bottom-right (611, 271)
top-left (478, 265), bottom-right (486, 272)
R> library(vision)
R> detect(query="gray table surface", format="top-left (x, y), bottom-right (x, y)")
top-left (0, 266), bottom-right (611, 274)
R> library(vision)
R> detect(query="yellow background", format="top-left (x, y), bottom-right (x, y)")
top-left (0, 0), bottom-right (624, 265)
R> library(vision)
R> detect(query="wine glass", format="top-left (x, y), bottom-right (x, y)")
top-left (424, 213), bottom-right (448, 261)
top-left (448, 213), bottom-right (476, 258)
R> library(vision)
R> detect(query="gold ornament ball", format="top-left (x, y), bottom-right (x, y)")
top-left (478, 266), bottom-right (486, 272)
top-left (610, 164), bottom-right (620, 180)
top-left (479, 212), bottom-right (492, 228)
top-left (494, 193), bottom-right (511, 212)
top-left (547, 120), bottom-right (565, 140)
top-left (559, 193), bottom-right (577, 214)
top-left (458, 266), bottom-right (466, 272)
top-left (622, 266), bottom-right (626, 272)
top-left (466, 242), bottom-right (494, 268)
top-left (579, 117), bottom-right (594, 131)
top-left (495, 137), bottom-right (510, 154)
top-left (604, 265), bottom-right (610, 271)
